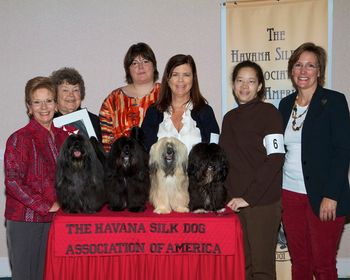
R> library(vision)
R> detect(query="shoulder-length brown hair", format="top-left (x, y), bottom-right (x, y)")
top-left (288, 42), bottom-right (327, 87)
top-left (156, 54), bottom-right (207, 112)
top-left (124, 42), bottom-right (159, 84)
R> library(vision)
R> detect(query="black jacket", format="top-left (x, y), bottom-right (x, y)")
top-left (279, 86), bottom-right (350, 216)
top-left (141, 104), bottom-right (220, 152)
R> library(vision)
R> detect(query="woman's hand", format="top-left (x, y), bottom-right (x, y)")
top-left (227, 197), bottom-right (249, 212)
top-left (49, 201), bottom-right (60, 213)
top-left (319, 197), bottom-right (337, 222)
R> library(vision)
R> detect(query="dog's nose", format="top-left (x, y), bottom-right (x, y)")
top-left (166, 146), bottom-right (174, 155)
top-left (123, 145), bottom-right (130, 155)
top-left (208, 164), bottom-right (215, 171)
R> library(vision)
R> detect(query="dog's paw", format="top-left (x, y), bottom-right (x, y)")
top-left (216, 208), bottom-right (226, 213)
top-left (193, 208), bottom-right (208, 214)
top-left (173, 206), bottom-right (189, 213)
top-left (154, 207), bottom-right (171, 214)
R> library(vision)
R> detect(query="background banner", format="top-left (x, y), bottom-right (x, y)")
top-left (223, 0), bottom-right (329, 115)
top-left (223, 1), bottom-right (329, 278)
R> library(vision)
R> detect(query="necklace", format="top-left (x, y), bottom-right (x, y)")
top-left (291, 101), bottom-right (309, 131)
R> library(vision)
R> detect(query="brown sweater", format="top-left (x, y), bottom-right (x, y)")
top-left (219, 98), bottom-right (285, 207)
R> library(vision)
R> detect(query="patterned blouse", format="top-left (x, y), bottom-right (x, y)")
top-left (4, 119), bottom-right (68, 222)
top-left (99, 83), bottom-right (160, 152)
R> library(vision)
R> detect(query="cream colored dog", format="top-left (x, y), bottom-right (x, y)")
top-left (149, 137), bottom-right (189, 214)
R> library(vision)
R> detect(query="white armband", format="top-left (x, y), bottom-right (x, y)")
top-left (263, 134), bottom-right (285, 155)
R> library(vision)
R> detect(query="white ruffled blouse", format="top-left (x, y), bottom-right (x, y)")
top-left (157, 102), bottom-right (201, 154)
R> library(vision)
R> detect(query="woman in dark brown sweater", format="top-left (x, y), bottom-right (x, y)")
top-left (219, 60), bottom-right (285, 280)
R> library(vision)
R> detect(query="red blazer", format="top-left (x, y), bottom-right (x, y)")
top-left (4, 119), bottom-right (68, 222)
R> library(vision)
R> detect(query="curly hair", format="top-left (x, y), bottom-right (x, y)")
top-left (50, 67), bottom-right (86, 100)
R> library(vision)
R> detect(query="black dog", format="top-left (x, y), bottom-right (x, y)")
top-left (105, 127), bottom-right (150, 212)
top-left (89, 136), bottom-right (107, 167)
top-left (187, 143), bottom-right (228, 213)
top-left (55, 134), bottom-right (105, 213)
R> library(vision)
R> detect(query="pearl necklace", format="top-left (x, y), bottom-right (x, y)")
top-left (291, 101), bottom-right (309, 131)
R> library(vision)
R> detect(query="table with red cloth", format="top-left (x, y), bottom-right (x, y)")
top-left (44, 205), bottom-right (245, 280)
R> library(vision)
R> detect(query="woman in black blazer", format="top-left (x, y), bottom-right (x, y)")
top-left (279, 42), bottom-right (350, 280)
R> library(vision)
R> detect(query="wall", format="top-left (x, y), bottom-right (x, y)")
top-left (333, 2), bottom-right (350, 275)
top-left (0, 0), bottom-right (349, 277)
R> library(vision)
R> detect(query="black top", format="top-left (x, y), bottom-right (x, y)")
top-left (141, 104), bottom-right (220, 152)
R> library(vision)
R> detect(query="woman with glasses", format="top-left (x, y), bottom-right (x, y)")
top-left (99, 42), bottom-right (160, 152)
top-left (4, 77), bottom-right (69, 279)
top-left (279, 42), bottom-right (350, 279)
top-left (50, 67), bottom-right (102, 141)
top-left (141, 54), bottom-right (219, 153)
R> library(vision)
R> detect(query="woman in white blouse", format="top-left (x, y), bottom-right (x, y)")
top-left (142, 54), bottom-right (219, 153)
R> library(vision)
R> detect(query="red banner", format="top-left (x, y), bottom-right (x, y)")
top-left (53, 205), bottom-right (242, 257)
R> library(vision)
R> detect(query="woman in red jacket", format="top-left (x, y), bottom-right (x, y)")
top-left (4, 77), bottom-right (68, 280)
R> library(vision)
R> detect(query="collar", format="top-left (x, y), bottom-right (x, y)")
top-left (28, 118), bottom-right (61, 136)
top-left (236, 97), bottom-right (260, 111)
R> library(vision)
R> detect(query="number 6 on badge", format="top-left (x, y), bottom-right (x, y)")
top-left (263, 134), bottom-right (285, 155)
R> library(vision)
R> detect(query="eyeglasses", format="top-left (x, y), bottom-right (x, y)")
top-left (30, 99), bottom-right (55, 107)
top-left (293, 62), bottom-right (318, 71)
top-left (130, 59), bottom-right (151, 68)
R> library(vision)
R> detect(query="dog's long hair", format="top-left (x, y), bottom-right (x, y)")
top-left (105, 127), bottom-right (149, 212)
top-left (149, 137), bottom-right (189, 214)
top-left (187, 143), bottom-right (228, 212)
top-left (89, 136), bottom-right (107, 167)
top-left (55, 134), bottom-right (105, 213)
